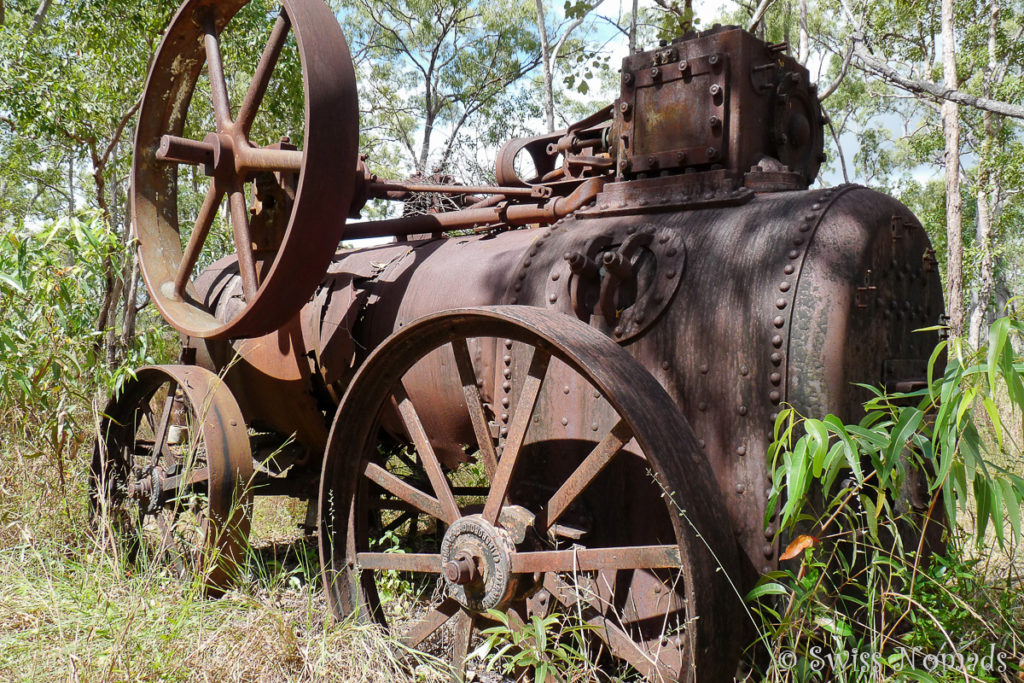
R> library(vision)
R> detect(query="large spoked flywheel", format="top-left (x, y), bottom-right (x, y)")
top-left (318, 307), bottom-right (745, 681)
top-left (132, 0), bottom-right (358, 340)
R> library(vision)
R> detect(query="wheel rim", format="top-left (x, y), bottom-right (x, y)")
top-left (319, 307), bottom-right (743, 681)
top-left (132, 0), bottom-right (358, 340)
top-left (91, 365), bottom-right (254, 593)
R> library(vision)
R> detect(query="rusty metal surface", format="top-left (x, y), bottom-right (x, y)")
top-left (132, 0), bottom-right (358, 340)
top-left (193, 183), bottom-right (945, 586)
top-left (606, 24), bottom-right (823, 210)
top-left (123, 8), bottom-right (950, 677)
top-left (319, 306), bottom-right (744, 683)
top-left (500, 185), bottom-right (944, 579)
top-left (90, 365), bottom-right (253, 593)
top-left (610, 26), bottom-right (824, 196)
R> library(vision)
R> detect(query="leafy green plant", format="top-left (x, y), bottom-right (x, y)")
top-left (0, 215), bottom-right (174, 543)
top-left (748, 313), bottom-right (1024, 682)
top-left (477, 609), bottom-right (595, 682)
top-left (373, 529), bottom-right (417, 604)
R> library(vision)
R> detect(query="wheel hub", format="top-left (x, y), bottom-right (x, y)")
top-left (440, 515), bottom-right (518, 612)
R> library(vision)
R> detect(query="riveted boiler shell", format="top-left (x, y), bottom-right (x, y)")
top-left (501, 184), bottom-right (944, 575)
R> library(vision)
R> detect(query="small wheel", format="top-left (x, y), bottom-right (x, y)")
top-left (319, 307), bottom-right (744, 681)
top-left (132, 0), bottom-right (358, 339)
top-left (91, 365), bottom-right (254, 594)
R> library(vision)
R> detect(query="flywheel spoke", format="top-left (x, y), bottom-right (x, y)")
top-left (393, 383), bottom-right (461, 524)
top-left (201, 11), bottom-right (233, 131)
top-left (510, 544), bottom-right (681, 574)
top-left (539, 418), bottom-right (632, 532)
top-left (400, 597), bottom-right (461, 649)
top-left (450, 339), bottom-right (499, 476)
top-left (175, 184), bottom-right (225, 299)
top-left (227, 180), bottom-right (259, 301)
top-left (237, 11), bottom-right (291, 135)
top-left (482, 345), bottom-right (550, 524)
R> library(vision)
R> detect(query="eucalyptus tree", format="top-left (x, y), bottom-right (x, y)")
top-left (340, 0), bottom-right (543, 180)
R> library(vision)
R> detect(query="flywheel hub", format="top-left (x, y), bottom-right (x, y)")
top-left (440, 515), bottom-right (518, 612)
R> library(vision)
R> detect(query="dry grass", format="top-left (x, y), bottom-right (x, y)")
top-left (0, 412), bottom-right (447, 683)
top-left (0, 535), bottom-right (429, 682)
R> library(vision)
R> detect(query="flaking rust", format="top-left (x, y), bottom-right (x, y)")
top-left (96, 7), bottom-right (948, 681)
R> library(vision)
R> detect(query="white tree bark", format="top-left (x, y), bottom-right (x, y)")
top-left (535, 0), bottom-right (556, 133)
top-left (629, 0), bottom-right (638, 54)
top-left (798, 0), bottom-right (808, 64)
top-left (940, 0), bottom-right (963, 337)
top-left (29, 0), bottom-right (52, 33)
top-left (747, 0), bottom-right (775, 33)
top-left (968, 1), bottom-right (1001, 349)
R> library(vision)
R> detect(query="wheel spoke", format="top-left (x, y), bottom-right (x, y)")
top-left (201, 11), bottom-right (233, 131)
top-left (363, 461), bottom-right (445, 521)
top-left (382, 511), bottom-right (413, 533)
top-left (174, 184), bottom-right (225, 299)
top-left (541, 573), bottom-right (679, 681)
top-left (228, 180), bottom-right (259, 301)
top-left (161, 466), bottom-right (210, 492)
top-left (150, 383), bottom-right (178, 467)
top-left (393, 383), bottom-right (461, 524)
top-left (237, 11), bottom-right (291, 135)
top-left (450, 339), bottom-right (499, 476)
top-left (510, 544), bottom-right (681, 574)
top-left (356, 552), bottom-right (442, 573)
top-left (482, 346), bottom-right (550, 524)
top-left (539, 418), bottom-right (632, 532)
top-left (400, 596), bottom-right (461, 649)
top-left (451, 610), bottom-right (475, 682)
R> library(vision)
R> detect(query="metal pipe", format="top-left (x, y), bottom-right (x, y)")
top-left (342, 177), bottom-right (606, 240)
top-left (367, 180), bottom-right (550, 199)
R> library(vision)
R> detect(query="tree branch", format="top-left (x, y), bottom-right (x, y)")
top-left (850, 33), bottom-right (1024, 120)
top-left (818, 39), bottom-right (853, 101)
top-left (98, 100), bottom-right (141, 170)
top-left (746, 0), bottom-right (775, 32)
top-left (28, 0), bottom-right (52, 34)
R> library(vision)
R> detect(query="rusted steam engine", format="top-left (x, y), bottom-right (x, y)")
top-left (91, 0), bottom-right (945, 680)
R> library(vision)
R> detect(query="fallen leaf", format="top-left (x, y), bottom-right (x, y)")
top-left (779, 534), bottom-right (819, 561)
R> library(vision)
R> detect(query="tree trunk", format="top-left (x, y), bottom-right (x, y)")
top-left (121, 249), bottom-right (141, 350)
top-left (535, 0), bottom-right (555, 133)
top-left (629, 0), bottom-right (638, 54)
top-left (968, 1), bottom-right (1000, 349)
top-left (29, 0), bottom-right (52, 33)
top-left (67, 150), bottom-right (74, 222)
top-left (798, 0), bottom-right (808, 64)
top-left (940, 0), bottom-right (963, 337)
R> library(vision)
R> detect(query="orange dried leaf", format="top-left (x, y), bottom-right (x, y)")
top-left (779, 534), bottom-right (819, 561)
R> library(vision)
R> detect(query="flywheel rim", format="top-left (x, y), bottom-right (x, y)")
top-left (131, 0), bottom-right (358, 340)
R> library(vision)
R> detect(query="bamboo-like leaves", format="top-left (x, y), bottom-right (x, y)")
top-left (768, 313), bottom-right (1024, 549)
